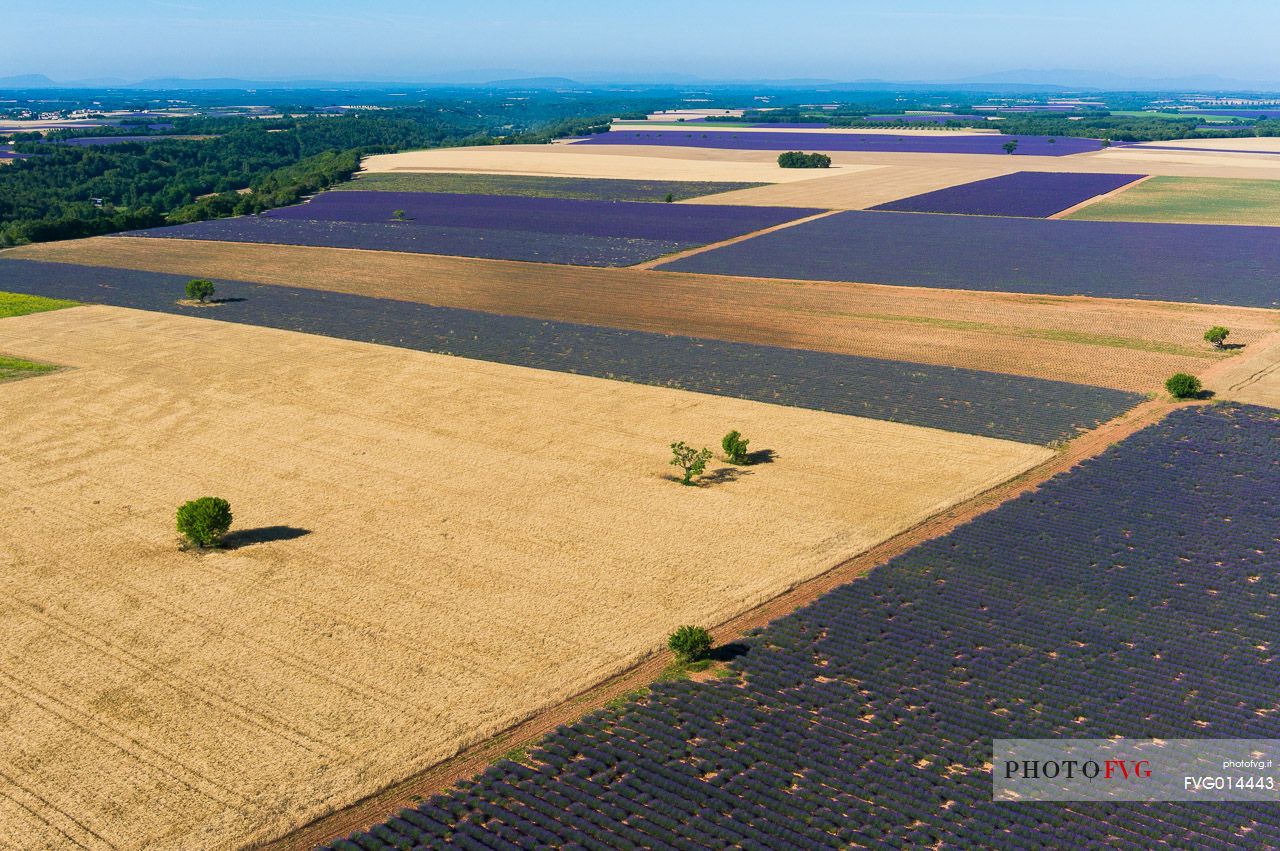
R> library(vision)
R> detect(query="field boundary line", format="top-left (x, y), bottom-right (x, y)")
top-left (629, 209), bottom-right (840, 270)
top-left (258, 396), bottom-right (1176, 851)
top-left (1049, 174), bottom-right (1154, 219)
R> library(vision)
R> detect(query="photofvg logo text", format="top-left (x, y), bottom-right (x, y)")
top-left (1002, 757), bottom-right (1151, 783)
top-left (993, 739), bottom-right (1280, 802)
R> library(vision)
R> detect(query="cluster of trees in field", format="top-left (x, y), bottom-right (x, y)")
top-left (0, 105), bottom-right (630, 246)
top-left (777, 151), bottom-right (831, 168)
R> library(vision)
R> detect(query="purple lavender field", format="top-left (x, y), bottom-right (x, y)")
top-left (873, 172), bottom-right (1146, 218)
top-left (259, 191), bottom-right (819, 243)
top-left (122, 217), bottom-right (687, 266)
top-left (657, 211), bottom-right (1280, 307)
top-left (122, 193), bottom-right (820, 266)
top-left (573, 130), bottom-right (1104, 156)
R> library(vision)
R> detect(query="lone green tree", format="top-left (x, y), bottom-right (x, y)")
top-left (1204, 326), bottom-right (1230, 349)
top-left (185, 278), bottom-right (215, 303)
top-left (670, 441), bottom-right (713, 485)
top-left (176, 497), bottom-right (233, 548)
top-left (391, 209), bottom-right (408, 221)
top-left (668, 625), bottom-right (713, 663)
top-left (1002, 140), bottom-right (1019, 155)
top-left (1166, 373), bottom-right (1203, 399)
top-left (722, 430), bottom-right (750, 465)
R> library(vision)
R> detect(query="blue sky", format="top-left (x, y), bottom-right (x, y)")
top-left (5, 0), bottom-right (1280, 84)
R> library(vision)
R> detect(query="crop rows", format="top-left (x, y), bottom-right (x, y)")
top-left (574, 130), bottom-right (1104, 156)
top-left (865, 114), bottom-right (986, 124)
top-left (872, 171), bottom-right (1145, 218)
top-left (333, 173), bottom-right (764, 201)
top-left (0, 259), bottom-right (1141, 443)
top-left (122, 192), bottom-right (817, 267)
top-left (257, 192), bottom-right (816, 243)
top-left (659, 210), bottom-right (1280, 307)
top-left (327, 404), bottom-right (1280, 850)
top-left (124, 217), bottom-right (688, 266)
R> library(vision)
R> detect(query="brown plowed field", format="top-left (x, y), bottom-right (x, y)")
top-left (0, 306), bottom-right (1051, 849)
top-left (10, 237), bottom-right (1277, 394)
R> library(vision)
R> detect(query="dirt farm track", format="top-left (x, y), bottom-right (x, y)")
top-left (0, 306), bottom-right (1050, 848)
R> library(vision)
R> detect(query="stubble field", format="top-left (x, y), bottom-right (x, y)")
top-left (8, 237), bottom-right (1274, 394)
top-left (0, 305), bottom-right (1053, 849)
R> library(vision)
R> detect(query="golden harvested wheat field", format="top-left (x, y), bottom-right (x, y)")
top-left (1208, 335), bottom-right (1280, 409)
top-left (0, 306), bottom-right (1052, 849)
top-left (359, 145), bottom-right (876, 183)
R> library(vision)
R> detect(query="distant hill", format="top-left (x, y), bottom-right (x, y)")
top-left (0, 70), bottom-right (1274, 93)
top-left (483, 77), bottom-right (583, 89)
top-left (0, 74), bottom-right (58, 87)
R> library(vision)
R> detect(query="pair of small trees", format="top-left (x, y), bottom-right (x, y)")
top-left (1161, 328), bottom-right (1230, 399)
top-left (1163, 328), bottom-right (1229, 399)
top-left (669, 430), bottom-right (754, 485)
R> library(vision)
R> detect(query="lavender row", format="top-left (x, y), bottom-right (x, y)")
top-left (329, 404), bottom-right (1280, 850)
top-left (873, 171), bottom-right (1146, 218)
top-left (573, 129), bottom-right (1105, 156)
top-left (259, 190), bottom-right (819, 243)
top-left (658, 210), bottom-right (1280, 307)
top-left (119, 217), bottom-right (687, 267)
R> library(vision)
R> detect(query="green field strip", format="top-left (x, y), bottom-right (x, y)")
top-left (1066, 176), bottom-right (1280, 226)
top-left (0, 291), bottom-right (79, 319)
top-left (0, 354), bottom-right (58, 383)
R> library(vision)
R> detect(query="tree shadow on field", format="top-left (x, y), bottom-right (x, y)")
top-left (710, 642), bottom-right (751, 663)
top-left (696, 467), bottom-right (756, 487)
top-left (222, 525), bottom-right (311, 549)
top-left (744, 448), bottom-right (777, 465)
top-left (175, 297), bottom-right (247, 308)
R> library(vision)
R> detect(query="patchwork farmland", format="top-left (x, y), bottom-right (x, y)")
top-left (0, 305), bottom-right (1051, 848)
top-left (574, 129), bottom-right (1106, 155)
top-left (330, 405), bottom-right (1280, 850)
top-left (119, 192), bottom-right (821, 266)
top-left (3, 108), bottom-right (1280, 851)
top-left (659, 211), bottom-right (1280, 307)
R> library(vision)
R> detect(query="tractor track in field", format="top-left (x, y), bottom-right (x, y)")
top-left (258, 394), bottom-right (1179, 851)
top-left (630, 208), bottom-right (841, 270)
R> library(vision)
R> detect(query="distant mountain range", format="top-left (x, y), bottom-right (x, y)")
top-left (0, 70), bottom-right (1272, 92)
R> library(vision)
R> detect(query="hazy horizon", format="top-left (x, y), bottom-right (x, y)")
top-left (6, 0), bottom-right (1280, 87)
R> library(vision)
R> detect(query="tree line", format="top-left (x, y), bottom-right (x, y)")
top-left (0, 105), bottom-right (632, 246)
